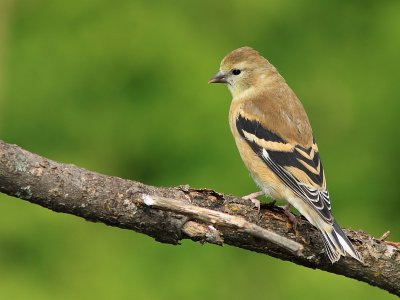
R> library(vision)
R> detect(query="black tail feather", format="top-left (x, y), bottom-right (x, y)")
top-left (320, 222), bottom-right (363, 263)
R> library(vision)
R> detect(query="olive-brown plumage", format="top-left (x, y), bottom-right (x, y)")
top-left (209, 47), bottom-right (363, 263)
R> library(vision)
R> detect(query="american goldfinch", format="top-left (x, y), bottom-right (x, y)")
top-left (209, 46), bottom-right (363, 263)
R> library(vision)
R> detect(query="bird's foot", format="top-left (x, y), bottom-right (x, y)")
top-left (279, 203), bottom-right (298, 231)
top-left (242, 191), bottom-right (264, 211)
top-left (242, 191), bottom-right (264, 200)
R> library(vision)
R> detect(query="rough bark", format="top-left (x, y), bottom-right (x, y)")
top-left (0, 140), bottom-right (399, 296)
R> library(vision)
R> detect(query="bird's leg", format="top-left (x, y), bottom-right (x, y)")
top-left (279, 203), bottom-right (297, 230)
top-left (242, 191), bottom-right (264, 211)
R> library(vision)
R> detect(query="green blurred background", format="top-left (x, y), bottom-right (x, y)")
top-left (0, 0), bottom-right (399, 299)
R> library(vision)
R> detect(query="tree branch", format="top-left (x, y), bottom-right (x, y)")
top-left (139, 193), bottom-right (303, 253)
top-left (0, 140), bottom-right (399, 296)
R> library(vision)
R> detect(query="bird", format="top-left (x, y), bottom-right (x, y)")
top-left (208, 46), bottom-right (363, 263)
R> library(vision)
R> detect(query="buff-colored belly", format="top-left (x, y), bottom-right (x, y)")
top-left (234, 135), bottom-right (290, 201)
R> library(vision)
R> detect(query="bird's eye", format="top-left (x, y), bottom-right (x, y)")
top-left (232, 69), bottom-right (241, 75)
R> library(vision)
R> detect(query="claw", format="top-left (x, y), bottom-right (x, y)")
top-left (279, 203), bottom-right (298, 231)
top-left (242, 191), bottom-right (264, 211)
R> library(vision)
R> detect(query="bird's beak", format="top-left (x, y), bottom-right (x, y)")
top-left (208, 71), bottom-right (227, 84)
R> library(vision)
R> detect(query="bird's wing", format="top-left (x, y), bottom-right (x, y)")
top-left (236, 113), bottom-right (333, 224)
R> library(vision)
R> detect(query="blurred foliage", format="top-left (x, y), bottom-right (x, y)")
top-left (0, 0), bottom-right (399, 299)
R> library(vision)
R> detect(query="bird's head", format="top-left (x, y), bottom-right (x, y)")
top-left (209, 47), bottom-right (275, 98)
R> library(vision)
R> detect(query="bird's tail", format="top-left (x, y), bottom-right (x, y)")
top-left (320, 221), bottom-right (363, 263)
